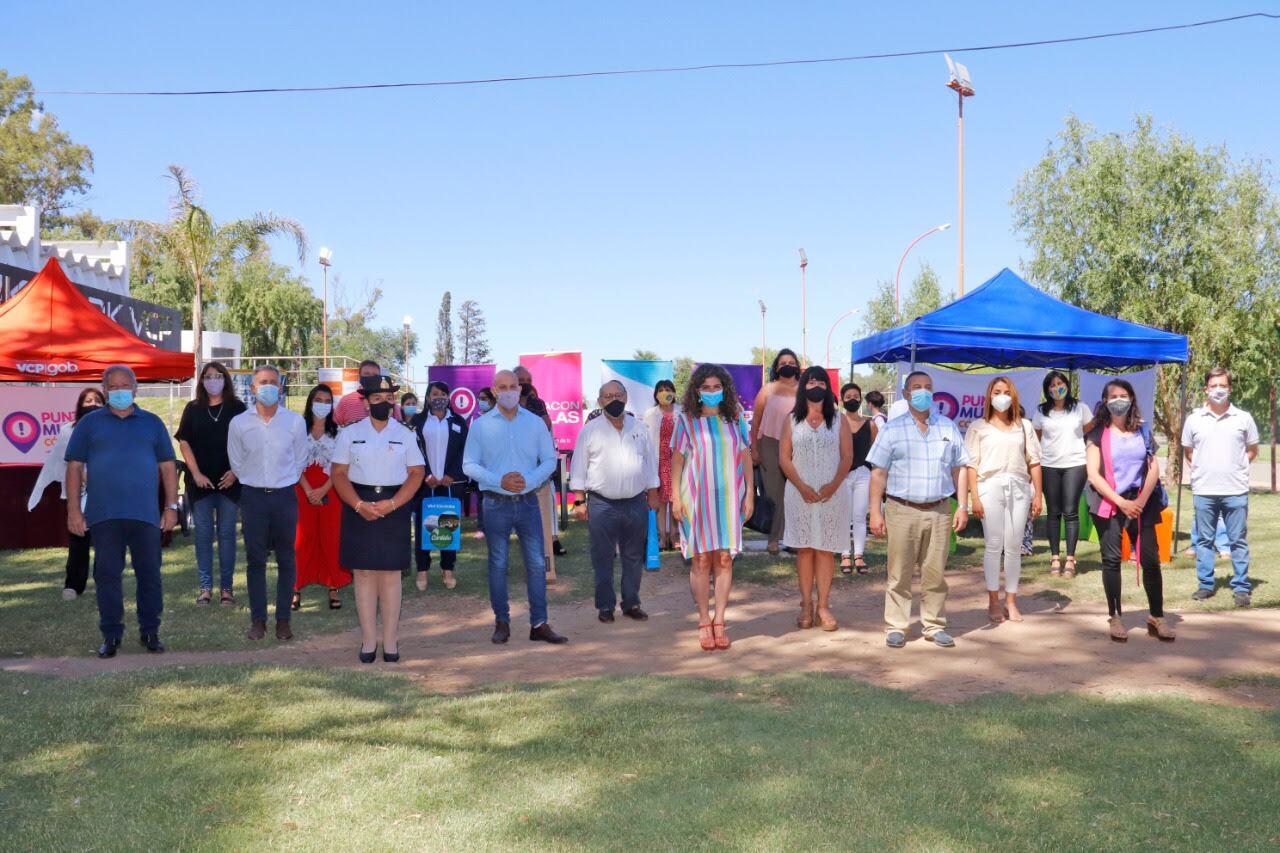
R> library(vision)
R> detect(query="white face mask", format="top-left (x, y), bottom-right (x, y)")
top-left (990, 393), bottom-right (1013, 413)
top-left (312, 402), bottom-right (332, 418)
top-left (1207, 387), bottom-right (1229, 405)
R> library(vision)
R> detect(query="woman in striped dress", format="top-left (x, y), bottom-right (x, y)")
top-left (671, 364), bottom-right (754, 652)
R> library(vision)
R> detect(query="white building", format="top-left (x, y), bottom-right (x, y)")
top-left (0, 204), bottom-right (130, 296)
top-left (181, 330), bottom-right (243, 368)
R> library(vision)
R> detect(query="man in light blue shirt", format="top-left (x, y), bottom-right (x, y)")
top-left (463, 370), bottom-right (567, 646)
top-left (867, 370), bottom-right (970, 649)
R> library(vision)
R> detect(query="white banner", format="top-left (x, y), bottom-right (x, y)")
top-left (1079, 368), bottom-right (1157, 424)
top-left (893, 366), bottom-right (1043, 433)
top-left (600, 359), bottom-right (674, 416)
top-left (0, 386), bottom-right (80, 464)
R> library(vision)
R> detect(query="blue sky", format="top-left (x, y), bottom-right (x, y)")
top-left (14, 2), bottom-right (1279, 379)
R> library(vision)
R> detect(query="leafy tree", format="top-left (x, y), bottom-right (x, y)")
top-left (749, 347), bottom-right (779, 371)
top-left (673, 356), bottom-right (695, 395)
top-left (117, 165), bottom-right (306, 378)
top-left (315, 278), bottom-right (418, 374)
top-left (859, 264), bottom-right (951, 380)
top-left (41, 209), bottom-right (112, 240)
top-left (632, 348), bottom-right (660, 361)
top-left (1012, 115), bottom-right (1280, 470)
top-left (457, 299), bottom-right (491, 364)
top-left (219, 257), bottom-right (322, 368)
top-left (434, 291), bottom-right (454, 364)
top-left (0, 71), bottom-right (93, 218)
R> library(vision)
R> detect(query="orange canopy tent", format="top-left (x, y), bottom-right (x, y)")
top-left (0, 257), bottom-right (193, 382)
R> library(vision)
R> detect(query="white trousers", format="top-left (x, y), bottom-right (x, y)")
top-left (978, 473), bottom-right (1032, 593)
top-left (841, 466), bottom-right (871, 558)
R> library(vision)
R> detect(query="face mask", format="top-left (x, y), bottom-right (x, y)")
top-left (77, 403), bottom-right (102, 421)
top-left (369, 401), bottom-right (393, 421)
top-left (804, 386), bottom-right (828, 403)
top-left (657, 391), bottom-right (675, 405)
top-left (428, 397), bottom-right (449, 412)
top-left (991, 393), bottom-right (1013, 413)
top-left (403, 405), bottom-right (419, 418)
top-left (604, 399), bottom-right (627, 418)
top-left (311, 402), bottom-right (332, 418)
top-left (202, 376), bottom-right (225, 396)
top-left (1207, 387), bottom-right (1229, 404)
top-left (107, 389), bottom-right (134, 410)
top-left (1106, 398), bottom-right (1131, 417)
top-left (843, 399), bottom-right (860, 413)
top-left (777, 364), bottom-right (799, 380)
top-left (910, 389), bottom-right (933, 412)
top-left (478, 399), bottom-right (493, 413)
top-left (255, 384), bottom-right (280, 406)
top-left (700, 390), bottom-right (724, 408)
top-left (519, 383), bottom-right (534, 399)
top-left (497, 390), bottom-right (521, 410)
top-left (1050, 384), bottom-right (1068, 400)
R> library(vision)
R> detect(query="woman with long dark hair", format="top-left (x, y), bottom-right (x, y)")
top-left (671, 364), bottom-right (754, 651)
top-left (176, 361), bottom-right (247, 605)
top-left (643, 379), bottom-right (683, 551)
top-left (779, 367), bottom-right (852, 631)
top-left (293, 384), bottom-right (349, 611)
top-left (1085, 379), bottom-right (1173, 642)
top-left (838, 382), bottom-right (876, 574)
top-left (750, 348), bottom-right (801, 555)
top-left (1033, 370), bottom-right (1094, 578)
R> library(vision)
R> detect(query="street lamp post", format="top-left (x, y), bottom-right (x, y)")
top-left (798, 249), bottom-right (808, 364)
top-left (318, 247), bottom-right (332, 367)
top-left (825, 308), bottom-right (860, 369)
top-left (944, 55), bottom-right (975, 297)
top-left (895, 224), bottom-right (952, 320)
top-left (758, 299), bottom-right (767, 384)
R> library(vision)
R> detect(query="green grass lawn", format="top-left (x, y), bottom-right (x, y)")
top-left (1, 666), bottom-right (1276, 852)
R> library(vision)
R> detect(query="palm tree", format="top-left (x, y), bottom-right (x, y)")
top-left (120, 165), bottom-right (308, 380)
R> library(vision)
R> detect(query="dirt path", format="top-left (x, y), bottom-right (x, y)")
top-left (6, 568), bottom-right (1279, 707)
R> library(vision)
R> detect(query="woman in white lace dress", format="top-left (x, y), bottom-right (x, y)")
top-left (780, 367), bottom-right (852, 631)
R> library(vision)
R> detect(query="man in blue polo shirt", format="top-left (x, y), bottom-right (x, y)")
top-left (66, 364), bottom-right (178, 658)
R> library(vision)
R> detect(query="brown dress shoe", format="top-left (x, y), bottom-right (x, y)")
top-left (246, 619), bottom-right (267, 640)
top-left (276, 620), bottom-right (293, 641)
top-left (1146, 616), bottom-right (1175, 642)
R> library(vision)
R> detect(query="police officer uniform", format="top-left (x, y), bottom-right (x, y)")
top-left (333, 377), bottom-right (426, 570)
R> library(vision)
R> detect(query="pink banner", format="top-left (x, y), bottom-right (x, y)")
top-left (519, 352), bottom-right (584, 451)
top-left (0, 386), bottom-right (79, 464)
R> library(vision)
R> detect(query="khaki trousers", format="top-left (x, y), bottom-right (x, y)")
top-left (537, 482), bottom-right (557, 578)
top-left (884, 499), bottom-right (951, 636)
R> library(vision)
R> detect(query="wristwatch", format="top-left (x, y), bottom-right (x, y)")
top-left (165, 503), bottom-right (179, 511)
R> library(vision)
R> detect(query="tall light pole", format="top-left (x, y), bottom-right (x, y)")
top-left (895, 223), bottom-right (951, 320)
top-left (758, 299), bottom-right (768, 384)
top-left (825, 308), bottom-right (860, 369)
top-left (402, 315), bottom-right (413, 383)
top-left (798, 249), bottom-right (808, 364)
top-left (318, 247), bottom-right (332, 367)
top-left (945, 54), bottom-right (974, 297)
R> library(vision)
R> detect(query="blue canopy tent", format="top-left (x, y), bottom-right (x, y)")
top-left (850, 267), bottom-right (1192, 547)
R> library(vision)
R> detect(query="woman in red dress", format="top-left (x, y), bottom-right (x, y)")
top-left (643, 380), bottom-right (683, 550)
top-left (293, 385), bottom-right (350, 609)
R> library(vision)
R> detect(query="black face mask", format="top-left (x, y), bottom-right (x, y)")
top-left (519, 383), bottom-right (534, 399)
top-left (777, 364), bottom-right (799, 380)
top-left (843, 398), bottom-right (861, 412)
top-left (804, 386), bottom-right (828, 403)
top-left (76, 403), bottom-right (102, 422)
top-left (368, 401), bottom-right (394, 421)
top-left (604, 399), bottom-right (627, 418)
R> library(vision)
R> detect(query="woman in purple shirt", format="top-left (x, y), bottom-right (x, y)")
top-left (1084, 379), bottom-right (1173, 643)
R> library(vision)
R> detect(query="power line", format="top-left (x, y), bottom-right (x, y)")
top-left (36, 12), bottom-right (1279, 97)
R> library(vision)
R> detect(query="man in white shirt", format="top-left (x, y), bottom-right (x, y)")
top-left (228, 364), bottom-right (309, 640)
top-left (1182, 367), bottom-right (1259, 607)
top-left (570, 381), bottom-right (661, 623)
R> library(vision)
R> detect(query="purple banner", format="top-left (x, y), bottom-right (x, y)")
top-left (694, 362), bottom-right (764, 425)
top-left (427, 364), bottom-right (496, 423)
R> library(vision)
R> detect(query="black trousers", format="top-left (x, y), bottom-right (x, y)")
top-left (587, 493), bottom-right (647, 612)
top-left (1094, 509), bottom-right (1163, 618)
top-left (414, 483), bottom-right (465, 572)
top-left (240, 486), bottom-right (298, 623)
top-left (1043, 465), bottom-right (1087, 557)
top-left (66, 529), bottom-right (91, 594)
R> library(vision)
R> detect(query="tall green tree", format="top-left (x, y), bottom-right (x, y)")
top-left (673, 356), bottom-right (695, 396)
top-left (0, 71), bottom-right (93, 218)
top-left (117, 165), bottom-right (307, 378)
top-left (859, 263), bottom-right (951, 380)
top-left (632, 348), bottom-right (660, 361)
top-left (315, 278), bottom-right (418, 374)
top-left (218, 257), bottom-right (323, 368)
top-left (434, 291), bottom-right (454, 364)
top-left (457, 299), bottom-right (491, 364)
top-left (1012, 115), bottom-right (1280, 467)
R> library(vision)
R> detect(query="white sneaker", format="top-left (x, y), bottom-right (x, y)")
top-left (61, 588), bottom-right (78, 600)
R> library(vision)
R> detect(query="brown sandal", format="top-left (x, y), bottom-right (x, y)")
top-left (698, 622), bottom-right (716, 652)
top-left (220, 589), bottom-right (234, 606)
top-left (328, 589), bottom-right (342, 610)
top-left (855, 556), bottom-right (869, 575)
top-left (1049, 556), bottom-right (1061, 577)
top-left (1146, 616), bottom-right (1176, 642)
top-left (797, 607), bottom-right (814, 630)
top-left (817, 609), bottom-right (838, 632)
top-left (712, 622), bottom-right (730, 650)
top-left (1063, 557), bottom-right (1077, 579)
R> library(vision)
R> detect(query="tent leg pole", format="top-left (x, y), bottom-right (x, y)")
top-left (1173, 363), bottom-right (1188, 557)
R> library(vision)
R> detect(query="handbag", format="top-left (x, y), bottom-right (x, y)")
top-left (744, 465), bottom-right (775, 534)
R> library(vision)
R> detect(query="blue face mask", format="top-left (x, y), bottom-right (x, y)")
top-left (909, 388), bottom-right (933, 412)
top-left (700, 390), bottom-right (724, 408)
top-left (107, 389), bottom-right (134, 410)
top-left (255, 384), bottom-right (280, 406)
top-left (403, 405), bottom-right (419, 418)
top-left (477, 400), bottom-right (493, 413)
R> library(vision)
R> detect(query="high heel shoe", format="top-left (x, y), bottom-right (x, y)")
top-left (290, 592), bottom-right (301, 611)
top-left (358, 646), bottom-right (377, 664)
top-left (1146, 616), bottom-right (1176, 642)
top-left (712, 621), bottom-right (730, 650)
top-left (382, 647), bottom-right (400, 663)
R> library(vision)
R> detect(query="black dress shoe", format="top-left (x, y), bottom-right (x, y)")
top-left (530, 623), bottom-right (568, 644)
top-left (358, 647), bottom-right (377, 664)
top-left (382, 648), bottom-right (400, 663)
top-left (97, 638), bottom-right (121, 659)
top-left (623, 605), bottom-right (649, 621)
top-left (491, 621), bottom-right (511, 644)
top-left (598, 609), bottom-right (615, 623)
top-left (139, 633), bottom-right (165, 653)
top-left (553, 540), bottom-right (568, 557)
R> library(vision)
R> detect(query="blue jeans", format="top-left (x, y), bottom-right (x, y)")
top-left (91, 519), bottom-right (163, 641)
top-left (193, 492), bottom-right (238, 591)
top-left (481, 492), bottom-right (548, 626)
top-left (1193, 494), bottom-right (1250, 593)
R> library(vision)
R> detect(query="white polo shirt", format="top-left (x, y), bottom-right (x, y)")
top-left (1181, 404), bottom-right (1258, 496)
top-left (333, 418), bottom-right (425, 487)
top-left (569, 413), bottom-right (660, 500)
